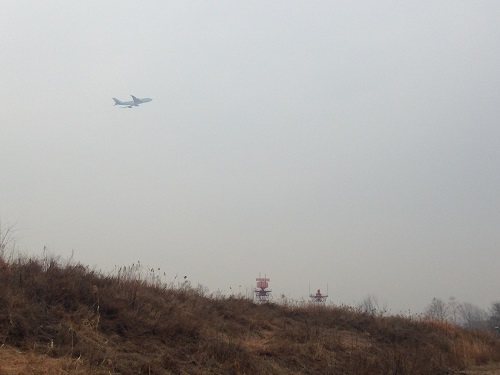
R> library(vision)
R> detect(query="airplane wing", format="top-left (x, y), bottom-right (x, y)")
top-left (131, 95), bottom-right (141, 104)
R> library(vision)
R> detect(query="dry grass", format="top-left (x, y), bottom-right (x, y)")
top-left (1, 254), bottom-right (500, 374)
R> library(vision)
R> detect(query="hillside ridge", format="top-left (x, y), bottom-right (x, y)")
top-left (1, 255), bottom-right (500, 374)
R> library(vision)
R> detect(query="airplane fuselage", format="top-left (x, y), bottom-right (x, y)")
top-left (113, 95), bottom-right (153, 108)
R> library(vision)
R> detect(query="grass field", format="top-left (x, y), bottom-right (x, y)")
top-left (1, 254), bottom-right (500, 374)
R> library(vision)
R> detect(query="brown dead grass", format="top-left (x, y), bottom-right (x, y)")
top-left (0, 344), bottom-right (105, 375)
top-left (1, 255), bottom-right (500, 374)
top-left (456, 363), bottom-right (500, 375)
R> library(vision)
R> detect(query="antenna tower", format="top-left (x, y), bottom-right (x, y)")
top-left (254, 276), bottom-right (271, 303)
top-left (309, 286), bottom-right (328, 303)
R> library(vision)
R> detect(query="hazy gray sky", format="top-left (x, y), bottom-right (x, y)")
top-left (1, 1), bottom-right (499, 314)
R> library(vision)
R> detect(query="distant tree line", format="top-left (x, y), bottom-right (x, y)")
top-left (424, 296), bottom-right (500, 333)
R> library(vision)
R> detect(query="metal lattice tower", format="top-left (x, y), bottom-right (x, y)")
top-left (255, 277), bottom-right (271, 303)
top-left (309, 288), bottom-right (328, 303)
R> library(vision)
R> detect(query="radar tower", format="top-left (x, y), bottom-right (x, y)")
top-left (255, 276), bottom-right (271, 303)
top-left (309, 285), bottom-right (328, 303)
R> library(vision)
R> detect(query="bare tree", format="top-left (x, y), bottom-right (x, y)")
top-left (425, 297), bottom-right (450, 321)
top-left (489, 301), bottom-right (500, 331)
top-left (460, 302), bottom-right (488, 329)
top-left (490, 301), bottom-right (500, 318)
top-left (447, 296), bottom-right (461, 324)
top-left (358, 294), bottom-right (387, 316)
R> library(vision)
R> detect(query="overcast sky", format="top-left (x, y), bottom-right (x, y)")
top-left (1, 1), bottom-right (499, 314)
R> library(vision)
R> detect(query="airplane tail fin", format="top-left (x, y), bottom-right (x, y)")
top-left (112, 98), bottom-right (122, 105)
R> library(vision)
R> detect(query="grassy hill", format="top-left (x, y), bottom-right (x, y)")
top-left (1, 255), bottom-right (499, 374)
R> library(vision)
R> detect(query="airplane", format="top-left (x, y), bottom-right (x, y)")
top-left (112, 95), bottom-right (153, 108)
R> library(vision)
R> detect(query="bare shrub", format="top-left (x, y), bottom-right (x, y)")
top-left (0, 221), bottom-right (17, 261)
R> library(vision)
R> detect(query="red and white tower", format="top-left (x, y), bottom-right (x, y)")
top-left (310, 288), bottom-right (328, 303)
top-left (255, 277), bottom-right (271, 303)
